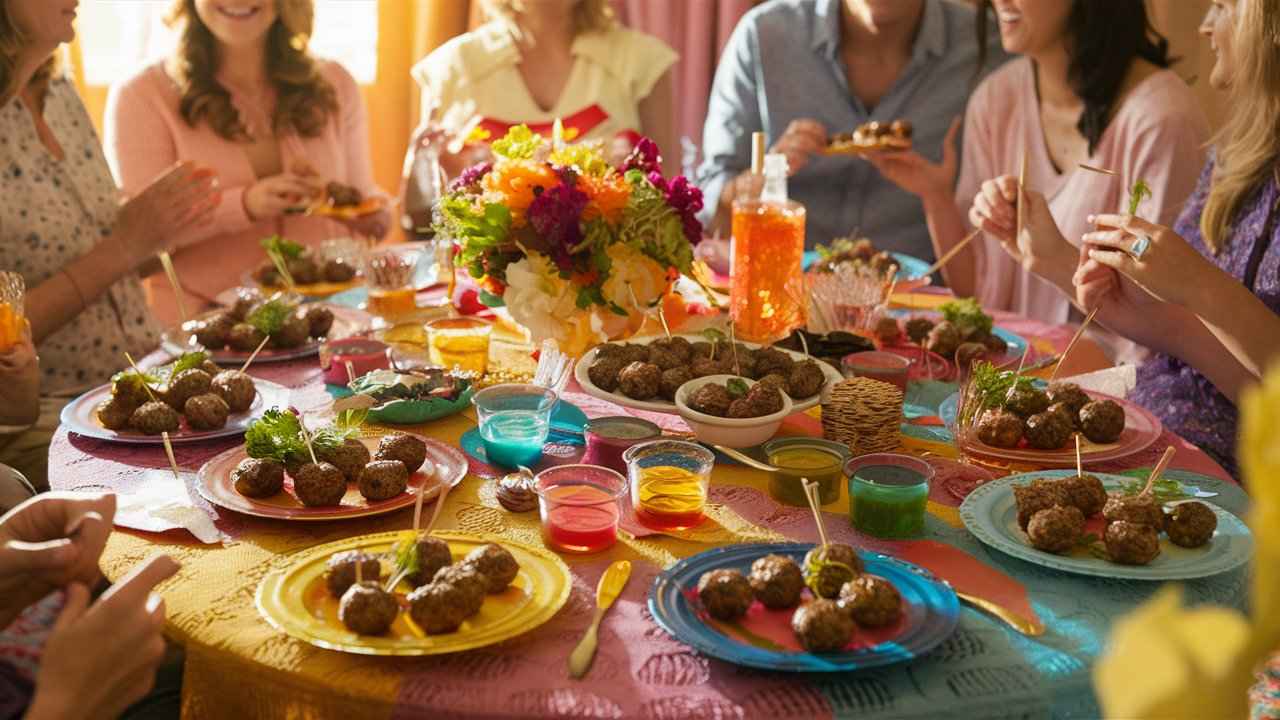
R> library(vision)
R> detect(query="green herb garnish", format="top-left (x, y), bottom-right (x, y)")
top-left (391, 531), bottom-right (421, 579)
top-left (802, 553), bottom-right (858, 596)
top-left (939, 297), bottom-right (993, 339)
top-left (246, 298), bottom-right (293, 335)
top-left (244, 408), bottom-right (305, 462)
top-left (1119, 477), bottom-right (1190, 503)
top-left (260, 235), bottom-right (304, 259)
top-left (726, 378), bottom-right (750, 399)
top-left (1127, 179), bottom-right (1152, 216)
top-left (970, 361), bottom-right (1035, 409)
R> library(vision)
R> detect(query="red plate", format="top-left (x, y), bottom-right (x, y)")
top-left (59, 380), bottom-right (289, 445)
top-left (955, 391), bottom-right (1163, 468)
top-left (160, 305), bottom-right (372, 365)
top-left (196, 433), bottom-right (467, 521)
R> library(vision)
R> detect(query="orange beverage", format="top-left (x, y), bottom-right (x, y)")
top-left (366, 287), bottom-right (418, 319)
top-left (425, 317), bottom-right (491, 375)
top-left (0, 303), bottom-right (21, 351)
top-left (730, 200), bottom-right (807, 343)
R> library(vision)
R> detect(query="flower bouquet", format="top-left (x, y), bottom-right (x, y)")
top-left (434, 124), bottom-right (704, 357)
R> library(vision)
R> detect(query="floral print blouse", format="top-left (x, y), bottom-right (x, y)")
top-left (0, 76), bottom-right (157, 397)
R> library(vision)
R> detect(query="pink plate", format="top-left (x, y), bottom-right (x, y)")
top-left (195, 433), bottom-right (467, 521)
top-left (160, 305), bottom-right (373, 365)
top-left (59, 380), bottom-right (289, 445)
top-left (956, 391), bottom-right (1163, 468)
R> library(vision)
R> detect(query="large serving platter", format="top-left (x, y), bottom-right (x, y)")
top-left (160, 305), bottom-right (372, 364)
top-left (60, 379), bottom-right (288, 445)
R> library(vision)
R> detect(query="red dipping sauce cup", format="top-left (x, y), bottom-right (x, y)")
top-left (533, 465), bottom-right (627, 554)
top-left (580, 416), bottom-right (662, 474)
top-left (842, 351), bottom-right (911, 393)
top-left (319, 337), bottom-right (391, 385)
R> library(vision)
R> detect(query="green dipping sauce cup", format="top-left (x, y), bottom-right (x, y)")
top-left (761, 438), bottom-right (851, 506)
top-left (845, 453), bottom-right (934, 538)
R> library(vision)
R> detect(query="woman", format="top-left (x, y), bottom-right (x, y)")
top-left (1063, 0), bottom-right (1279, 476)
top-left (1, 0), bottom-right (217, 490)
top-left (406, 0), bottom-right (678, 191)
top-left (871, 0), bottom-right (1208, 341)
top-left (106, 0), bottom-right (390, 326)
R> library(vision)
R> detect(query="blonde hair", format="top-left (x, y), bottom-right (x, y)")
top-left (0, 3), bottom-right (59, 104)
top-left (1201, 0), bottom-right (1280, 253)
top-left (165, 0), bottom-right (337, 141)
top-left (480, 0), bottom-right (616, 38)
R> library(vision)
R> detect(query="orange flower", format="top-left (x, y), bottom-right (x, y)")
top-left (579, 172), bottom-right (631, 224)
top-left (482, 160), bottom-right (558, 226)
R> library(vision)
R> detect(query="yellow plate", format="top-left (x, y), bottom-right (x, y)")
top-left (256, 531), bottom-right (571, 656)
top-left (257, 278), bottom-right (362, 298)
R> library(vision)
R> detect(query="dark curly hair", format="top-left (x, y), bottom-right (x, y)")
top-left (165, 0), bottom-right (338, 141)
top-left (976, 0), bottom-right (1174, 155)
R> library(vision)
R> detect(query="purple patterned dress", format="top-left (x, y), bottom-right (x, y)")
top-left (1131, 158), bottom-right (1280, 478)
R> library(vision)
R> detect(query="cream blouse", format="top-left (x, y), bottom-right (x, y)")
top-left (0, 76), bottom-right (157, 397)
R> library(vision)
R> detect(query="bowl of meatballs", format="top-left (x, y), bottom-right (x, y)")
top-left (575, 334), bottom-right (842, 415)
top-left (255, 530), bottom-right (571, 655)
top-left (674, 375), bottom-right (794, 448)
top-left (959, 471), bottom-right (1253, 581)
top-left (648, 542), bottom-right (959, 672)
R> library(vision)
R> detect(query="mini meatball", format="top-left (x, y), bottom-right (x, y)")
top-left (129, 401), bottom-right (181, 435)
top-left (1060, 473), bottom-right (1107, 517)
top-left (286, 256), bottom-right (320, 285)
top-left (1102, 492), bottom-right (1164, 528)
top-left (358, 460), bottom-right (409, 501)
top-left (904, 317), bottom-right (935, 344)
top-left (955, 342), bottom-right (988, 370)
top-left (192, 314), bottom-right (234, 348)
top-left (304, 305), bottom-right (334, 338)
top-left (317, 438), bottom-right (372, 483)
top-left (431, 564), bottom-right (486, 617)
top-left (870, 250), bottom-right (898, 276)
top-left (650, 336), bottom-right (693, 363)
top-left (374, 433), bottom-right (428, 474)
top-left (890, 119), bottom-right (913, 139)
top-left (227, 323), bottom-right (267, 352)
top-left (926, 321), bottom-right (961, 359)
top-left (327, 181), bottom-right (363, 206)
top-left (405, 536), bottom-right (454, 587)
top-left (788, 359), bottom-right (826, 398)
top-left (166, 368), bottom-right (213, 410)
top-left (1105, 521), bottom-right (1161, 565)
top-left (737, 384), bottom-right (785, 417)
top-left (976, 408), bottom-right (1025, 449)
top-left (271, 313), bottom-right (311, 349)
top-left (690, 356), bottom-right (730, 378)
top-left (1046, 382), bottom-right (1091, 417)
top-left (408, 580), bottom-right (473, 635)
top-left (1006, 385), bottom-right (1051, 418)
top-left (755, 373), bottom-right (791, 396)
top-left (688, 383), bottom-right (733, 417)
top-left (199, 359), bottom-right (221, 377)
top-left (322, 258), bottom-right (357, 283)
top-left (292, 462), bottom-right (347, 506)
top-left (232, 457), bottom-right (285, 498)
top-left (839, 575), bottom-right (902, 627)
top-left (1164, 502), bottom-right (1217, 548)
top-left (791, 599), bottom-right (854, 653)
top-left (619, 344), bottom-right (652, 365)
top-left (748, 554), bottom-right (804, 609)
top-left (803, 544), bottom-right (862, 599)
top-left (752, 348), bottom-right (795, 379)
top-left (96, 396), bottom-right (137, 430)
top-left (229, 289), bottom-right (261, 321)
top-left (647, 346), bottom-right (681, 371)
top-left (874, 317), bottom-right (902, 344)
top-left (697, 569), bottom-right (754, 621)
top-left (461, 543), bottom-right (519, 594)
top-left (184, 393), bottom-right (230, 431)
top-left (1026, 505), bottom-right (1085, 554)
top-left (588, 355), bottom-right (627, 392)
top-left (211, 370), bottom-right (256, 413)
top-left (1047, 402), bottom-right (1082, 431)
top-left (1024, 410), bottom-right (1072, 450)
top-left (111, 373), bottom-right (153, 408)
top-left (659, 367), bottom-right (692, 401)
top-left (981, 332), bottom-right (1009, 355)
top-left (325, 550), bottom-right (383, 597)
top-left (339, 581), bottom-right (398, 635)
top-left (1012, 479), bottom-right (1071, 530)
top-left (593, 343), bottom-right (628, 360)
top-left (1079, 400), bottom-right (1125, 443)
top-left (617, 362), bottom-right (661, 400)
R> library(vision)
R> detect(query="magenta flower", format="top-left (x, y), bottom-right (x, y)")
top-left (622, 137), bottom-right (663, 175)
top-left (664, 175), bottom-right (705, 246)
top-left (527, 177), bottom-right (590, 272)
top-left (449, 161), bottom-right (493, 194)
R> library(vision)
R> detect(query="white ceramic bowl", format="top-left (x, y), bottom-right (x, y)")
top-left (674, 375), bottom-right (794, 449)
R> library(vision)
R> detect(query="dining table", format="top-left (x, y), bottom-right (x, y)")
top-left (47, 297), bottom-right (1247, 720)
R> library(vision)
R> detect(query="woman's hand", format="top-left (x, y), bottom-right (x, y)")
top-left (243, 173), bottom-right (323, 222)
top-left (867, 116), bottom-right (960, 201)
top-left (0, 322), bottom-right (39, 427)
top-left (114, 162), bottom-right (220, 263)
top-left (1081, 214), bottom-right (1219, 308)
top-left (26, 555), bottom-right (180, 720)
top-left (337, 208), bottom-right (391, 239)
top-left (971, 176), bottom-right (1076, 281)
top-left (0, 493), bottom-right (116, 628)
top-left (769, 119), bottom-right (827, 176)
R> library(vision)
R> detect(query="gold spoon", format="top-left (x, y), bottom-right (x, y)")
top-left (568, 560), bottom-right (631, 679)
top-left (956, 591), bottom-right (1045, 636)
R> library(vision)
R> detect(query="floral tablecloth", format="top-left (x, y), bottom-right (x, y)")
top-left (46, 316), bottom-right (1245, 720)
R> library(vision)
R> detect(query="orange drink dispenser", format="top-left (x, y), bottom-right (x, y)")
top-left (730, 151), bottom-right (807, 343)
top-left (0, 272), bottom-right (25, 352)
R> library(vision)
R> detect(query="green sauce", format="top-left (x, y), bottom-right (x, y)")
top-left (849, 464), bottom-right (929, 538)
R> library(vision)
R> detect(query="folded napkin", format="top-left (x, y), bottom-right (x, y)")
top-left (1061, 364), bottom-right (1138, 398)
top-left (114, 470), bottom-right (227, 544)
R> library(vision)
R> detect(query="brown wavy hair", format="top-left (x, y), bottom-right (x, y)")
top-left (480, 0), bottom-right (616, 39)
top-left (165, 0), bottom-right (337, 141)
top-left (0, 3), bottom-right (59, 105)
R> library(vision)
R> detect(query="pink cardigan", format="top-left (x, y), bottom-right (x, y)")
top-left (957, 58), bottom-right (1209, 342)
top-left (104, 59), bottom-right (381, 326)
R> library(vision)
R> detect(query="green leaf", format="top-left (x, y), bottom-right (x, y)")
top-left (939, 297), bottom-right (993, 337)
top-left (726, 378), bottom-right (750, 398)
top-left (244, 408), bottom-right (305, 462)
top-left (491, 125), bottom-right (543, 160)
top-left (1127, 179), bottom-right (1152, 216)
top-left (701, 328), bottom-right (727, 343)
top-left (260, 234), bottom-right (304, 259)
top-left (478, 289), bottom-right (506, 307)
top-left (392, 532), bottom-right (421, 578)
top-left (970, 361), bottom-right (1035, 409)
top-left (247, 299), bottom-right (292, 335)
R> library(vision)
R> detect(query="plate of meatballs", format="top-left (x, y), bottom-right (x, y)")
top-left (197, 430), bottom-right (467, 521)
top-left (959, 471), bottom-right (1253, 581)
top-left (60, 358), bottom-right (286, 445)
top-left (576, 334), bottom-right (842, 415)
top-left (648, 542), bottom-right (958, 672)
top-left (256, 531), bottom-right (571, 655)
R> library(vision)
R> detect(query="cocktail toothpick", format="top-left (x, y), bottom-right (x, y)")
top-left (386, 478), bottom-right (452, 592)
top-left (1078, 163), bottom-right (1117, 177)
top-left (1141, 446), bottom-right (1177, 497)
top-left (157, 251), bottom-right (189, 326)
top-left (802, 478), bottom-right (829, 549)
top-left (123, 352), bottom-right (159, 403)
top-left (1000, 348), bottom-right (1031, 409)
top-left (161, 431), bottom-right (182, 482)
top-left (239, 334), bottom-right (271, 373)
top-left (922, 228), bottom-right (982, 278)
top-left (1015, 152), bottom-right (1028, 246)
top-left (344, 360), bottom-right (357, 385)
top-left (727, 319), bottom-right (741, 376)
top-left (1075, 434), bottom-right (1083, 478)
top-left (297, 415), bottom-right (318, 465)
top-left (1050, 307), bottom-right (1098, 382)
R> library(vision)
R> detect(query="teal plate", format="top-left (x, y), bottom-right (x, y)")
top-left (328, 383), bottom-right (475, 425)
top-left (959, 471), bottom-right (1253, 581)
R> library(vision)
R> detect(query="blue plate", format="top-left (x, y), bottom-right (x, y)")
top-left (802, 251), bottom-right (932, 281)
top-left (648, 542), bottom-right (959, 672)
top-left (959, 471), bottom-right (1254, 581)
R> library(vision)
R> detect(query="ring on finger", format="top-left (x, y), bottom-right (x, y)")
top-left (1130, 234), bottom-right (1152, 260)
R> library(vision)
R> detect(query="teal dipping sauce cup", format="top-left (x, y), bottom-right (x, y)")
top-left (472, 384), bottom-right (558, 470)
top-left (845, 453), bottom-right (934, 538)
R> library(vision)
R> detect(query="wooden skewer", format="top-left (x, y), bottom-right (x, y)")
top-left (239, 334), bottom-right (271, 374)
top-left (123, 352), bottom-right (159, 403)
top-left (1075, 434), bottom-right (1083, 479)
top-left (1000, 348), bottom-right (1031, 409)
top-left (157, 251), bottom-right (189, 326)
top-left (802, 478), bottom-right (829, 549)
top-left (1141, 446), bottom-right (1177, 496)
top-left (344, 361), bottom-right (357, 385)
top-left (1015, 152), bottom-right (1028, 245)
top-left (1078, 163), bottom-right (1118, 177)
top-left (922, 228), bottom-right (982, 278)
top-left (1050, 307), bottom-right (1098, 382)
top-left (386, 474), bottom-right (452, 592)
top-left (297, 415), bottom-right (318, 464)
top-left (161, 431), bottom-right (182, 482)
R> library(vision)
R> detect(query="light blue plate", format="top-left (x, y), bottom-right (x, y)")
top-left (959, 471), bottom-right (1253, 581)
top-left (802, 251), bottom-right (932, 281)
top-left (648, 542), bottom-right (958, 673)
top-left (459, 401), bottom-right (590, 469)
